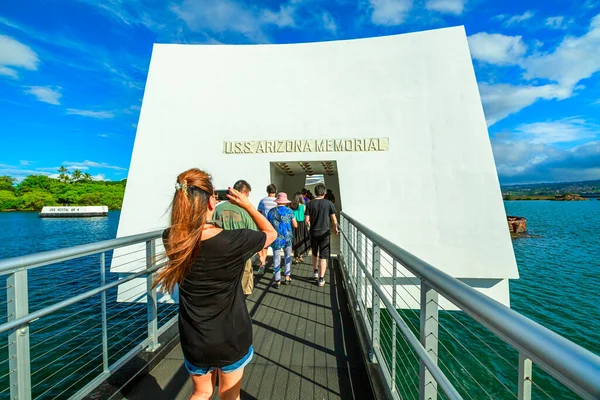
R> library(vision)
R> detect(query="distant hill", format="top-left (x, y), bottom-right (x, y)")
top-left (501, 179), bottom-right (600, 197)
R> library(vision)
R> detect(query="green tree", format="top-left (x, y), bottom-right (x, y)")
top-left (16, 190), bottom-right (55, 210)
top-left (79, 192), bottom-right (101, 205)
top-left (58, 166), bottom-right (70, 183)
top-left (71, 169), bottom-right (83, 182)
top-left (83, 172), bottom-right (92, 182)
top-left (18, 175), bottom-right (57, 193)
top-left (0, 176), bottom-right (16, 192)
top-left (0, 190), bottom-right (17, 209)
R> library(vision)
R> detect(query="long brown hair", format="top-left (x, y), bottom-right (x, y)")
top-left (155, 168), bottom-right (214, 293)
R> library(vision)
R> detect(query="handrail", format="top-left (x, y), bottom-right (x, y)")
top-left (341, 212), bottom-right (600, 399)
top-left (0, 229), bottom-right (163, 275)
top-left (0, 230), bottom-right (173, 399)
top-left (0, 261), bottom-right (166, 335)
top-left (340, 228), bottom-right (462, 400)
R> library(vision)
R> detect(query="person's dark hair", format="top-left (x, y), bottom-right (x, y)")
top-left (156, 168), bottom-right (214, 293)
top-left (266, 184), bottom-right (277, 194)
top-left (301, 188), bottom-right (307, 195)
top-left (314, 183), bottom-right (326, 197)
top-left (290, 191), bottom-right (304, 210)
top-left (233, 179), bottom-right (251, 193)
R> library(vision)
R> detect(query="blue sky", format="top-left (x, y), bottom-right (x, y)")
top-left (1, 0), bottom-right (599, 184)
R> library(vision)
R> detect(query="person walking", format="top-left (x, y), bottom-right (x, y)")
top-left (325, 189), bottom-right (336, 204)
top-left (214, 180), bottom-right (257, 297)
top-left (305, 183), bottom-right (338, 287)
top-left (290, 191), bottom-right (309, 264)
top-left (156, 168), bottom-right (276, 400)
top-left (257, 184), bottom-right (277, 274)
top-left (267, 193), bottom-right (297, 288)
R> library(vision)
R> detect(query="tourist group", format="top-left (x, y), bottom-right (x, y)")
top-left (155, 168), bottom-right (338, 400)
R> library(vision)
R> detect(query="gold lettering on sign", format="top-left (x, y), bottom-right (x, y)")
top-left (368, 139), bottom-right (378, 151)
top-left (223, 137), bottom-right (389, 154)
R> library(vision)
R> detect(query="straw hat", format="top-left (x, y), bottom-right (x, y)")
top-left (275, 192), bottom-right (291, 204)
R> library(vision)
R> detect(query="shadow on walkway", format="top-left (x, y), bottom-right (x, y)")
top-left (121, 257), bottom-right (373, 399)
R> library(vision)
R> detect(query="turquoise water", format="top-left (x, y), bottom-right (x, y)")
top-left (0, 202), bottom-right (598, 398)
top-left (383, 200), bottom-right (600, 399)
top-left (0, 211), bottom-right (177, 398)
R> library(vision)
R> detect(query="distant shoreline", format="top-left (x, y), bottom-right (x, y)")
top-left (503, 195), bottom-right (593, 201)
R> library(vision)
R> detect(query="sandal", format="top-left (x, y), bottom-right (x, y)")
top-left (284, 277), bottom-right (293, 285)
top-left (272, 281), bottom-right (281, 289)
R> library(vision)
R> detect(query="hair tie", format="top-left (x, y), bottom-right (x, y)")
top-left (175, 180), bottom-right (188, 197)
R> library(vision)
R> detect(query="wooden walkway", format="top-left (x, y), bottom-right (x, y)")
top-left (122, 257), bottom-right (374, 399)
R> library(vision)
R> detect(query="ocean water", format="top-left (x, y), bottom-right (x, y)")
top-left (384, 200), bottom-right (600, 400)
top-left (0, 211), bottom-right (177, 398)
top-left (0, 202), bottom-right (598, 398)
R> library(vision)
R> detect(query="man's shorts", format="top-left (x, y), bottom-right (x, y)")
top-left (241, 259), bottom-right (253, 295)
top-left (310, 231), bottom-right (330, 260)
top-left (184, 345), bottom-right (254, 376)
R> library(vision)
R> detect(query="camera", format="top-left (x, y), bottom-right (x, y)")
top-left (214, 190), bottom-right (230, 201)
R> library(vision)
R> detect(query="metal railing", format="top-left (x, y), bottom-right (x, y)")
top-left (339, 213), bottom-right (600, 400)
top-left (0, 230), bottom-right (178, 399)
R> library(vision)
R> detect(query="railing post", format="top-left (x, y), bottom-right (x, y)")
top-left (419, 281), bottom-right (439, 400)
top-left (356, 230), bottom-right (363, 314)
top-left (391, 260), bottom-right (398, 393)
top-left (341, 217), bottom-right (348, 269)
top-left (518, 352), bottom-right (532, 400)
top-left (7, 270), bottom-right (31, 400)
top-left (100, 252), bottom-right (109, 372)
top-left (146, 239), bottom-right (160, 351)
top-left (370, 246), bottom-right (381, 363)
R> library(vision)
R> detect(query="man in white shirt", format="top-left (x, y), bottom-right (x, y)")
top-left (256, 184), bottom-right (277, 274)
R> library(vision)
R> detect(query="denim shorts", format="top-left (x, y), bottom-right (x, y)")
top-left (184, 345), bottom-right (254, 376)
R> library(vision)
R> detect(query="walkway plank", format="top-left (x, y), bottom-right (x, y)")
top-left (122, 258), bottom-right (373, 400)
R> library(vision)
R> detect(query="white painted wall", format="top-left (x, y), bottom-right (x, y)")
top-left (114, 26), bottom-right (518, 307)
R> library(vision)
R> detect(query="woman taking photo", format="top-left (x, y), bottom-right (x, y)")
top-left (290, 191), bottom-right (309, 264)
top-left (156, 168), bottom-right (276, 400)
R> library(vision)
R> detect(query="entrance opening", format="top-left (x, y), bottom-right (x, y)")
top-left (269, 161), bottom-right (341, 255)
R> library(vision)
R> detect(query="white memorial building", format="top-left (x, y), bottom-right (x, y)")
top-left (113, 26), bottom-right (518, 308)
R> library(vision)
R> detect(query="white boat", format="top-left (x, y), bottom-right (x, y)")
top-left (39, 206), bottom-right (109, 218)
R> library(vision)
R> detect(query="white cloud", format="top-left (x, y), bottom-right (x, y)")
top-left (503, 11), bottom-right (535, 26)
top-left (66, 109), bottom-right (115, 119)
top-left (24, 86), bottom-right (62, 105)
top-left (92, 174), bottom-right (108, 181)
top-left (468, 33), bottom-right (527, 66)
top-left (171, 0), bottom-right (300, 42)
top-left (369, 0), bottom-right (413, 26)
top-left (522, 14), bottom-right (600, 90)
top-left (425, 0), bottom-right (466, 15)
top-left (321, 11), bottom-right (338, 34)
top-left (545, 16), bottom-right (567, 30)
top-left (260, 4), bottom-right (296, 28)
top-left (515, 118), bottom-right (598, 144)
top-left (492, 137), bottom-right (600, 183)
top-left (475, 14), bottom-right (600, 125)
top-left (63, 160), bottom-right (126, 171)
top-left (0, 34), bottom-right (39, 78)
top-left (19, 160), bottom-right (33, 166)
top-left (479, 83), bottom-right (571, 126)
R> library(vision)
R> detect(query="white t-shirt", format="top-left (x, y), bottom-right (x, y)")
top-left (257, 196), bottom-right (277, 218)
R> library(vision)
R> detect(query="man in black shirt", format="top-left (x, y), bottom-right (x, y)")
top-left (305, 183), bottom-right (338, 287)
